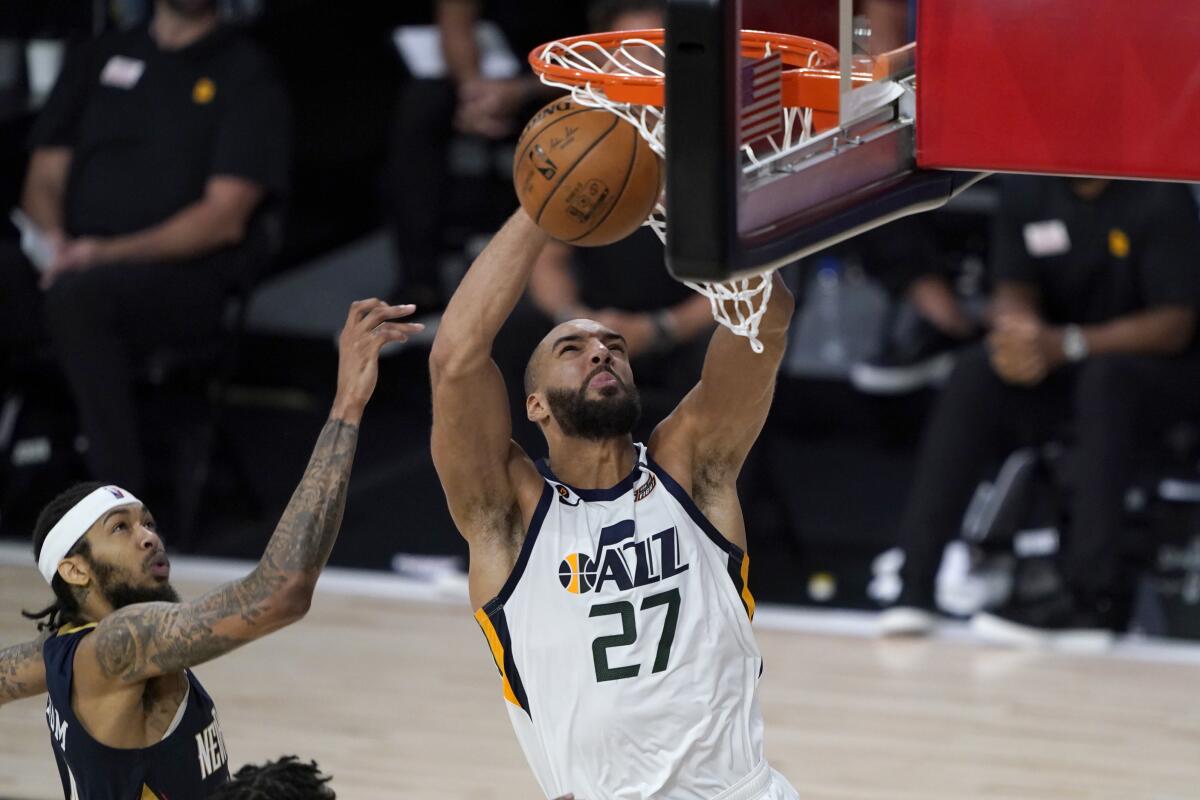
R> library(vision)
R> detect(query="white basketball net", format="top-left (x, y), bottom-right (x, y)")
top-left (535, 35), bottom-right (821, 353)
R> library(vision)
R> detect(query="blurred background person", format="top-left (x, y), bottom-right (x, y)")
top-left (0, 0), bottom-right (290, 500)
top-left (385, 0), bottom-right (593, 311)
top-left (881, 176), bottom-right (1200, 647)
top-left (850, 214), bottom-right (982, 395)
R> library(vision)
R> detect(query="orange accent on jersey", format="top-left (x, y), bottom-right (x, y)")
top-left (474, 608), bottom-right (521, 707)
top-left (740, 554), bottom-right (756, 621)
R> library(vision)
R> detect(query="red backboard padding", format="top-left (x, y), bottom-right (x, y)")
top-left (916, 0), bottom-right (1200, 181)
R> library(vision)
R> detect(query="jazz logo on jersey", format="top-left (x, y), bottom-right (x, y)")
top-left (559, 520), bottom-right (688, 594)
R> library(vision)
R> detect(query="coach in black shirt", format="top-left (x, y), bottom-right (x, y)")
top-left (1, 0), bottom-right (289, 496)
top-left (881, 177), bottom-right (1200, 645)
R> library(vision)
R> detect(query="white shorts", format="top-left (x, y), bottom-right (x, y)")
top-left (711, 760), bottom-right (799, 800)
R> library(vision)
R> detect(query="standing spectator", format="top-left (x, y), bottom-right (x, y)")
top-left (0, 0), bottom-right (290, 498)
top-left (880, 177), bottom-right (1200, 647)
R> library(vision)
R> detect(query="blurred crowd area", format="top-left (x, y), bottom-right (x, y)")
top-left (2, 0), bottom-right (1200, 642)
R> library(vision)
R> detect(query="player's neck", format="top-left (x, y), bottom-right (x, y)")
top-left (546, 436), bottom-right (636, 490)
top-left (80, 592), bottom-right (114, 625)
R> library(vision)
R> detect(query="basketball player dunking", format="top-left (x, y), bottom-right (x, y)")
top-left (430, 210), bottom-right (798, 799)
top-left (0, 300), bottom-right (420, 800)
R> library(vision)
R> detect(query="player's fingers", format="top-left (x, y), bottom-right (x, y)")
top-left (345, 298), bottom-right (383, 328)
top-left (388, 322), bottom-right (425, 334)
top-left (369, 322), bottom-right (416, 344)
top-left (359, 303), bottom-right (415, 332)
top-left (383, 303), bottom-right (419, 319)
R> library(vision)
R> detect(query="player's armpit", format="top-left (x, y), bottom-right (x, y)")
top-left (0, 635), bottom-right (49, 706)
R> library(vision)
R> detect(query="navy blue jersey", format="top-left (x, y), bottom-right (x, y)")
top-left (43, 623), bottom-right (231, 799)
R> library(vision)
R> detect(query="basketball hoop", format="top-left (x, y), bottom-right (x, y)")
top-left (529, 29), bottom-right (844, 352)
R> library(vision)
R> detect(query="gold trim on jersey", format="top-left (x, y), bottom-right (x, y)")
top-left (740, 554), bottom-right (756, 621)
top-left (565, 552), bottom-right (581, 595)
top-left (140, 785), bottom-right (162, 800)
top-left (58, 622), bottom-right (98, 635)
top-left (474, 608), bottom-right (521, 708)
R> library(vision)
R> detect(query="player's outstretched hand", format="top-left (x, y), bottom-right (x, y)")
top-left (332, 300), bottom-right (423, 421)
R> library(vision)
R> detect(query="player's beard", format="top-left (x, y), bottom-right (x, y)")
top-left (90, 557), bottom-right (180, 609)
top-left (546, 371), bottom-right (642, 440)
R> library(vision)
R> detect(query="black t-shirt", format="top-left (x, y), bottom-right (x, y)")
top-left (573, 226), bottom-right (693, 312)
top-left (29, 24), bottom-right (290, 238)
top-left (992, 177), bottom-right (1200, 325)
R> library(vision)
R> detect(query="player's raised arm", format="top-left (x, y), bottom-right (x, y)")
top-left (653, 273), bottom-right (795, 484)
top-left (0, 635), bottom-right (49, 707)
top-left (429, 210), bottom-right (549, 540)
top-left (78, 300), bottom-right (421, 684)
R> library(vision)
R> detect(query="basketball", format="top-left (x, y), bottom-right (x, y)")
top-left (513, 97), bottom-right (662, 246)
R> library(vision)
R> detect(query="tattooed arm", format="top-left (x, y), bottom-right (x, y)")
top-left (0, 635), bottom-right (49, 706)
top-left (79, 300), bottom-right (424, 685)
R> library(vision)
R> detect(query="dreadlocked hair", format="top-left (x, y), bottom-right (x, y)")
top-left (208, 757), bottom-right (336, 800)
top-left (22, 481), bottom-right (107, 632)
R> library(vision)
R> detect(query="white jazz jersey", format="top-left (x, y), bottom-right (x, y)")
top-left (474, 444), bottom-right (798, 800)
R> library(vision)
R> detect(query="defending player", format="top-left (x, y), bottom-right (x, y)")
top-left (430, 210), bottom-right (797, 799)
top-left (0, 300), bottom-right (420, 799)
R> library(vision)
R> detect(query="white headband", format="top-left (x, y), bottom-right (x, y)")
top-left (38, 486), bottom-right (141, 584)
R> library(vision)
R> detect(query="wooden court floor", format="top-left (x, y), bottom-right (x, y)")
top-left (1, 560), bottom-right (1198, 800)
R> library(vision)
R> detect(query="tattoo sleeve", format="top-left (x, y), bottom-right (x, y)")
top-left (0, 637), bottom-right (48, 705)
top-left (91, 418), bottom-right (360, 683)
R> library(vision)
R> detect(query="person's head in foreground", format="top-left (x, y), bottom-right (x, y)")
top-left (524, 319), bottom-right (643, 443)
top-left (25, 481), bottom-right (177, 630)
top-left (208, 757), bottom-right (336, 800)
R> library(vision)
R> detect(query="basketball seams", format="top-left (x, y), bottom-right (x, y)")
top-left (564, 124), bottom-right (639, 243)
top-left (532, 114), bottom-right (621, 225)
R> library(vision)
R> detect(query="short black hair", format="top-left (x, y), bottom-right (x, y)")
top-left (589, 0), bottom-right (665, 31)
top-left (23, 482), bottom-right (106, 632)
top-left (209, 757), bottom-right (336, 800)
top-left (524, 346), bottom-right (540, 397)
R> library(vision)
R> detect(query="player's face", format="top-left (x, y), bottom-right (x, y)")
top-left (82, 504), bottom-right (179, 609)
top-left (537, 320), bottom-right (641, 439)
top-left (542, 320), bottom-right (637, 399)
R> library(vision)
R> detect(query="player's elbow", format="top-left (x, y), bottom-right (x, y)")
top-left (429, 337), bottom-right (454, 382)
top-left (270, 576), bottom-right (316, 627)
top-left (429, 335), bottom-right (482, 383)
